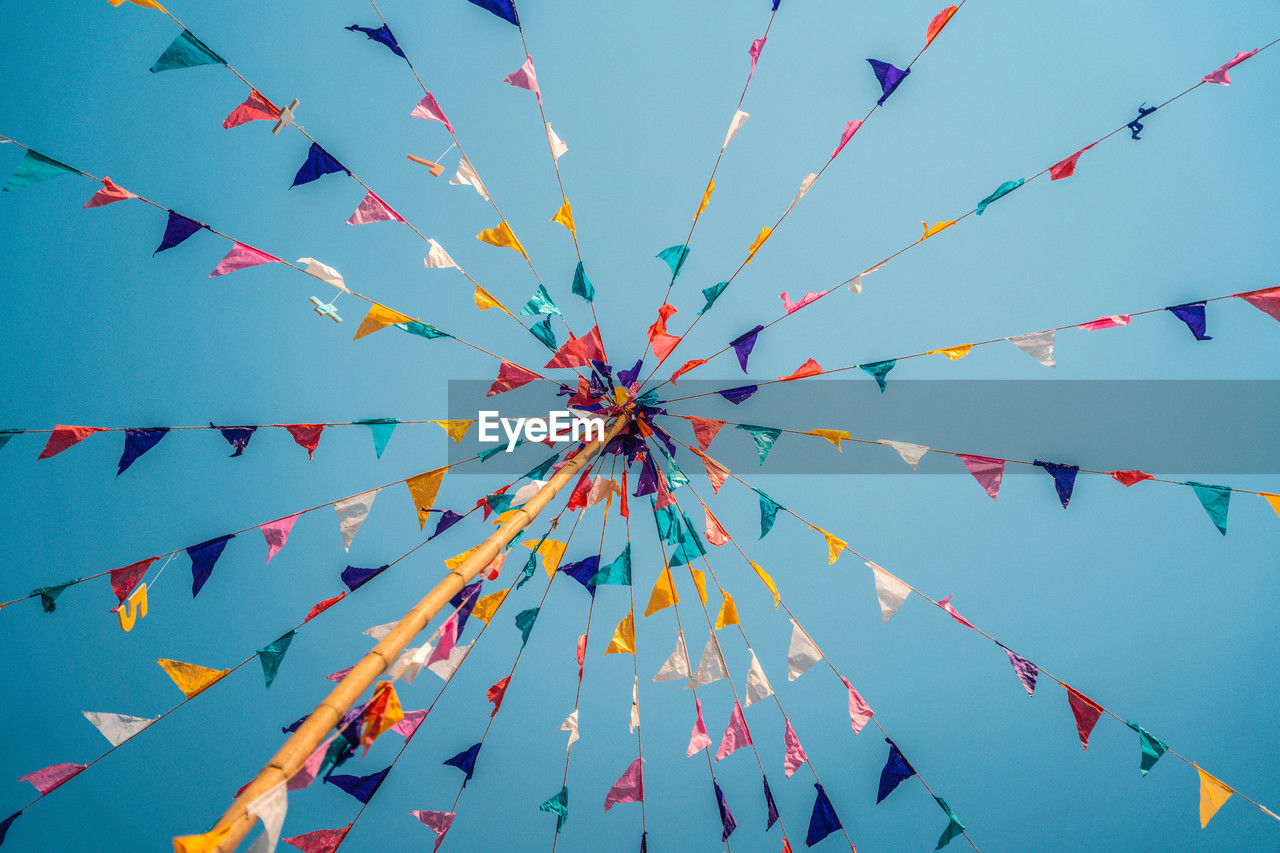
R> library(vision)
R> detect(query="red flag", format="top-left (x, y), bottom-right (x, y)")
top-left (1049, 144), bottom-right (1096, 181)
top-left (286, 424), bottom-right (325, 458)
top-left (1236, 286), bottom-right (1280, 323)
top-left (545, 326), bottom-right (605, 369)
top-left (1064, 685), bottom-right (1104, 750)
top-left (486, 675), bottom-right (512, 716)
top-left (282, 825), bottom-right (352, 853)
top-left (925, 5), bottom-right (958, 47)
top-left (647, 304), bottom-right (682, 364)
top-left (689, 417), bottom-right (725, 451)
top-left (778, 357), bottom-right (822, 382)
top-left (619, 470), bottom-right (629, 517)
top-left (223, 88), bottom-right (280, 129)
top-left (670, 359), bottom-right (706, 385)
top-left (1108, 469), bottom-right (1153, 487)
top-left (38, 425), bottom-right (105, 460)
top-left (565, 470), bottom-right (592, 511)
top-left (82, 177), bottom-right (137, 208)
top-left (487, 361), bottom-right (541, 396)
top-left (305, 592), bottom-right (345, 622)
top-left (109, 557), bottom-right (157, 604)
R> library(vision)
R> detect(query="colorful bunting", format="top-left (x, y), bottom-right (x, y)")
top-left (1050, 143), bottom-right (1096, 180)
top-left (927, 344), bottom-right (973, 360)
top-left (719, 385), bottom-right (758, 405)
top-left (1186, 481), bottom-right (1231, 535)
top-left (334, 489), bottom-right (378, 551)
top-left (756, 489), bottom-right (783, 538)
top-left (744, 653), bottom-right (774, 706)
top-left (657, 245), bottom-right (691, 279)
top-left (327, 766), bottom-right (390, 804)
top-left (282, 824), bottom-right (350, 853)
top-left (840, 676), bottom-right (875, 734)
top-left (341, 564), bottom-right (388, 591)
top-left (925, 6), bottom-right (958, 47)
top-left (307, 593), bottom-right (345, 622)
top-left (714, 783), bottom-right (737, 842)
top-left (783, 717), bottom-right (807, 778)
top-left (450, 156), bottom-right (490, 201)
top-left (976, 178), bottom-right (1025, 215)
top-left (256, 631), bottom-right (295, 689)
top-left (715, 701), bottom-right (753, 761)
top-left (1033, 460), bottom-right (1079, 508)
top-left (539, 786), bottom-right (568, 833)
top-left (150, 30), bottom-right (224, 72)
top-left (345, 23), bottom-right (405, 58)
top-left (714, 591), bottom-right (739, 629)
top-left (347, 191), bottom-right (405, 225)
top-left (860, 358), bottom-right (896, 391)
top-left (502, 55), bottom-right (541, 102)
top-left (1108, 469), bottom-right (1153, 486)
top-left (476, 220), bottom-right (529, 261)
top-left (406, 467), bottom-right (448, 529)
top-left (410, 810), bottom-right (454, 853)
top-left (787, 619), bottom-right (822, 680)
top-left (1079, 314), bottom-right (1131, 330)
top-left (1197, 766), bottom-right (1233, 827)
top-left (687, 634), bottom-right (728, 688)
top-left (485, 675), bottom-right (511, 717)
top-left (655, 632), bottom-right (691, 682)
top-left (722, 109), bottom-right (750, 150)
top-left (353, 417), bottom-right (398, 458)
top-left (488, 361), bottom-right (541, 396)
top-left (443, 742), bottom-right (481, 785)
top-left (867, 59), bottom-right (910, 105)
top-left (745, 227), bottom-right (772, 263)
top-left (832, 119), bottom-right (863, 158)
top-left (1236, 286), bottom-right (1280, 322)
top-left (1126, 721), bottom-right (1168, 775)
top-left (877, 738), bottom-right (916, 802)
top-left (19, 763), bottom-right (84, 795)
top-left (546, 123), bottom-right (568, 160)
top-left (551, 198), bottom-right (576, 237)
top-left (210, 242), bottom-right (280, 276)
top-left (559, 709), bottom-right (579, 751)
top-left (730, 325), bottom-right (764, 373)
top-left (934, 796), bottom-right (966, 849)
top-left (878, 439), bottom-right (929, 470)
top-left (739, 425), bottom-right (781, 464)
top-left (605, 609), bottom-right (635, 655)
top-left (594, 544), bottom-right (632, 585)
top-left (296, 258), bottom-right (347, 291)
top-left (806, 784), bottom-right (842, 847)
top-left (1008, 330), bottom-right (1057, 367)
top-left (110, 557), bottom-right (155, 604)
top-left (571, 262), bottom-right (595, 302)
top-left (1203, 50), bottom-right (1258, 85)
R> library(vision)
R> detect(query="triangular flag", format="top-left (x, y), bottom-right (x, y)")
top-left (867, 58), bottom-right (910, 105)
top-left (745, 227), bottom-right (772, 263)
top-left (938, 594), bottom-right (975, 628)
top-left (1203, 49), bottom-right (1258, 85)
top-left (327, 767), bottom-right (390, 804)
top-left (693, 178), bottom-right (715, 222)
top-left (1260, 492), bottom-right (1280, 520)
top-left (155, 210), bottom-right (205, 253)
top-left (546, 123), bottom-right (568, 160)
top-left (756, 489), bottom-right (783, 538)
top-left (117, 427), bottom-right (169, 475)
top-left (19, 763), bottom-right (84, 795)
top-left (714, 591), bottom-right (739, 629)
top-left (110, 557), bottom-right (156, 604)
top-left (722, 109), bottom-right (749, 150)
top-left (1125, 721), bottom-right (1168, 776)
top-left (807, 428), bottom-right (850, 450)
top-left (172, 824), bottom-right (232, 853)
top-left (926, 344), bottom-right (973, 360)
top-left (470, 589), bottom-right (508, 624)
top-left (934, 795), bottom-right (967, 849)
top-left (1235, 287), bottom-right (1280, 322)
top-left (1008, 330), bottom-right (1056, 367)
top-left (744, 653), bottom-right (774, 707)
top-left (1005, 647), bottom-right (1038, 697)
top-left (739, 424), bottom-right (781, 464)
top-left (787, 619), bottom-right (822, 680)
top-left (1197, 766), bottom-right (1234, 827)
top-left (687, 699), bottom-right (712, 756)
top-left (345, 23), bottom-right (404, 57)
top-left (702, 502), bottom-right (730, 547)
top-left (605, 610), bottom-right (636, 655)
top-left (1033, 460), bottom-right (1079, 508)
top-left (108, 0), bottom-right (168, 10)
top-left (550, 198), bottom-right (576, 238)
top-left (571, 261), bottom-right (595, 302)
top-left (424, 238), bottom-right (458, 270)
top-left (82, 711), bottom-right (155, 747)
top-left (38, 425), bottom-right (105, 459)
top-left (877, 738), bottom-right (916, 802)
top-left (806, 784), bottom-right (842, 846)
top-left (256, 631), bottom-right (295, 689)
top-left (209, 242), bottom-right (280, 277)
top-left (831, 119), bottom-right (863, 158)
top-left (296, 258), bottom-right (348, 291)
top-left (878, 439), bottom-right (929, 470)
top-left (811, 526), bottom-right (847, 564)
top-left (1064, 684), bottom-right (1104, 750)
top-left (308, 593), bottom-right (346, 623)
top-left (476, 220), bottom-right (529, 261)
top-left (406, 467), bottom-right (448, 530)
top-left (260, 513), bottom-right (301, 563)
top-left (749, 560), bottom-right (780, 609)
top-left (1186, 481), bottom-right (1231, 535)
top-left (410, 811), bottom-right (454, 853)
top-left (958, 453), bottom-right (1004, 499)
top-left (716, 701), bottom-right (753, 761)
top-left (559, 709), bottom-right (579, 751)
top-left (690, 417), bottom-right (725, 452)
top-left (860, 358), bottom-right (896, 391)
top-left (603, 758), bottom-right (644, 812)
top-left (347, 190), bottom-right (405, 225)
top-left (1079, 314), bottom-right (1132, 330)
top-left (485, 675), bottom-right (511, 717)
top-left (1050, 143), bottom-right (1097, 180)
top-left (354, 303), bottom-right (415, 340)
top-left (869, 561), bottom-right (911, 624)
top-left (920, 219), bottom-right (956, 241)
top-left (157, 658), bottom-right (230, 699)
top-left (778, 357), bottom-right (822, 381)
top-left (83, 176), bottom-right (137, 207)
top-left (1166, 302), bottom-right (1212, 340)
top-left (840, 676), bottom-right (875, 734)
top-left (410, 92), bottom-right (453, 133)
top-left (487, 360), bottom-right (541, 396)
top-left (282, 825), bottom-right (351, 853)
top-left (502, 54), bottom-right (541, 102)
top-left (432, 420), bottom-right (473, 443)
top-left (976, 177), bottom-right (1025, 215)
top-left (657, 245), bottom-right (691, 279)
top-left (214, 424), bottom-right (256, 457)
top-left (925, 5), bottom-right (958, 47)
top-left (686, 634), bottom-right (728, 688)
top-left (290, 143), bottom-right (348, 188)
top-left (781, 292), bottom-right (823, 315)
top-left (334, 489), bottom-right (378, 551)
top-left (644, 567), bottom-right (679, 617)
top-left (594, 544), bottom-right (632, 586)
top-left (784, 717), bottom-right (807, 778)
top-left (223, 88), bottom-right (279, 129)
top-left (787, 172), bottom-right (819, 212)
top-left (538, 786), bottom-right (570, 835)
top-left (150, 30), bottom-right (224, 72)
top-left (730, 325), bottom-right (764, 372)
top-left (715, 783), bottom-right (737, 842)
top-left (187, 534), bottom-right (233, 597)
top-left (449, 155), bottom-right (490, 201)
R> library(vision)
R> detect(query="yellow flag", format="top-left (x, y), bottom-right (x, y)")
top-left (750, 561), bottom-right (780, 609)
top-left (807, 428), bottom-right (851, 450)
top-left (471, 589), bottom-right (510, 624)
top-left (1197, 766), bottom-right (1233, 827)
top-left (362, 681), bottom-right (405, 751)
top-left (157, 658), bottom-right (230, 699)
top-left (605, 609), bottom-right (635, 655)
top-left (405, 466), bottom-right (448, 529)
top-left (110, 0), bottom-right (169, 11)
top-left (920, 219), bottom-right (956, 241)
top-left (524, 538), bottom-right (567, 576)
top-left (925, 344), bottom-right (973, 360)
top-left (432, 420), bottom-right (473, 443)
top-left (643, 566), bottom-right (679, 616)
top-left (745, 226), bottom-right (772, 263)
top-left (714, 592), bottom-right (739, 629)
top-left (693, 179), bottom-right (715, 222)
top-left (811, 526), bottom-right (847, 564)
top-left (172, 824), bottom-right (232, 853)
top-left (476, 220), bottom-right (529, 261)
top-left (445, 545), bottom-right (481, 572)
top-left (551, 198), bottom-right (576, 238)
top-left (1261, 492), bottom-right (1280, 519)
top-left (690, 568), bottom-right (708, 605)
top-left (354, 303), bottom-right (415, 340)
top-left (473, 284), bottom-right (514, 316)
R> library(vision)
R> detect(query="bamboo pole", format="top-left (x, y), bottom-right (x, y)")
top-left (210, 412), bottom-right (631, 851)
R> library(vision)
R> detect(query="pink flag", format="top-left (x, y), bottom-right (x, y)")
top-left (780, 291), bottom-right (822, 314)
top-left (503, 55), bottom-right (541, 103)
top-left (697, 449), bottom-right (730, 494)
top-left (486, 675), bottom-right (511, 717)
top-left (576, 633), bottom-right (587, 681)
top-left (687, 698), bottom-right (712, 756)
top-left (1203, 50), bottom-right (1258, 85)
top-left (109, 557), bottom-right (157, 604)
top-left (223, 88), bottom-right (279, 129)
top-left (82, 177), bottom-right (137, 208)
top-left (288, 737), bottom-right (334, 790)
top-left (410, 93), bottom-right (453, 133)
top-left (702, 502), bottom-right (730, 546)
top-left (689, 416), bottom-right (725, 451)
top-left (783, 717), bottom-right (807, 778)
top-left (325, 663), bottom-right (354, 682)
top-left (840, 677), bottom-right (874, 734)
top-left (715, 701), bottom-right (753, 761)
top-left (831, 119), bottom-right (863, 159)
top-left (487, 361), bottom-right (542, 396)
top-left (957, 453), bottom-right (1004, 499)
top-left (603, 758), bottom-right (644, 811)
top-left (937, 594), bottom-right (975, 629)
top-left (410, 810), bottom-right (455, 852)
top-left (1078, 314), bottom-right (1131, 330)
top-left (748, 37), bottom-right (767, 79)
top-left (282, 824), bottom-right (351, 853)
top-left (427, 614), bottom-right (459, 666)
top-left (1049, 143), bottom-right (1095, 180)
top-left (778, 357), bottom-right (823, 382)
top-left (347, 190), bottom-right (406, 226)
top-left (38, 425), bottom-right (105, 460)
top-left (209, 242), bottom-right (281, 277)
top-left (19, 762), bottom-right (85, 794)
top-left (1236, 287), bottom-right (1280, 322)
top-left (392, 708), bottom-right (429, 739)
top-left (260, 513), bottom-right (302, 563)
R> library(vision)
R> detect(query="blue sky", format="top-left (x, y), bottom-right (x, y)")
top-left (1, 0), bottom-right (1279, 850)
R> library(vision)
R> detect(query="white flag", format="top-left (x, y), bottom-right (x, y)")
top-left (545, 123), bottom-right (568, 160)
top-left (846, 259), bottom-right (888, 293)
top-left (1008, 330), bottom-right (1056, 367)
top-left (654, 631), bottom-right (692, 682)
top-left (82, 711), bottom-right (155, 747)
top-left (787, 173), bottom-right (818, 212)
top-left (722, 109), bottom-right (750, 150)
top-left (363, 620), bottom-right (399, 641)
top-left (868, 561), bottom-right (911, 624)
top-left (786, 619), bottom-right (822, 681)
top-left (450, 155), bottom-right (490, 201)
top-left (334, 489), bottom-right (378, 552)
top-left (391, 644), bottom-right (433, 684)
top-left (877, 439), bottom-right (930, 470)
top-left (424, 238), bottom-right (458, 270)
top-left (245, 782), bottom-right (288, 853)
top-left (428, 640), bottom-right (471, 681)
top-left (685, 634), bottom-right (728, 689)
top-left (295, 257), bottom-right (348, 292)
top-left (629, 677), bottom-right (640, 733)
top-left (743, 652), bottom-right (774, 706)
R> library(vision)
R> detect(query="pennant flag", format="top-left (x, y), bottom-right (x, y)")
top-left (1186, 481), bottom-right (1231, 535)
top-left (738, 425), bottom-right (781, 466)
top-left (1050, 143), bottom-right (1096, 180)
top-left (729, 325), bottom-right (765, 373)
top-left (410, 810), bottom-right (454, 853)
top-left (643, 567), bottom-right (679, 618)
top-left (1105, 469), bottom-right (1151, 488)
top-left (0, 428), bottom-right (21, 452)
top-left (920, 219), bottom-right (956, 241)
top-left (655, 631), bottom-right (691, 681)
top-left (719, 385), bottom-right (758, 405)
top-left (787, 172), bottom-right (819, 211)
top-left (291, 143), bottom-right (348, 188)
top-left (485, 675), bottom-right (511, 718)
top-left (157, 658), bottom-right (230, 699)
top-left (869, 561), bottom-right (911, 624)
top-left (551, 198), bottom-right (576, 237)
top-left (1204, 49), bottom-right (1258, 85)
top-left (341, 564), bottom-right (388, 592)
top-left (787, 619), bottom-right (822, 680)
top-left (31, 580), bottom-right (73, 613)
top-left (334, 489), bottom-right (378, 551)
top-left (110, 557), bottom-right (156, 603)
top-left (108, 0), bottom-right (168, 10)
top-left (1008, 330), bottom-right (1056, 367)
top-left (212, 424), bottom-right (256, 457)
top-left (800, 429), bottom-right (847, 452)
top-left (476, 220), bottom-right (529, 261)
top-left (976, 178), bottom-right (1025, 215)
top-left (714, 592), bottom-right (739, 629)
top-left (1235, 286), bottom-right (1280, 322)
top-left (877, 739), bottom-right (916, 802)
top-left (848, 260), bottom-right (891, 293)
top-left (739, 562), bottom-right (777, 612)
top-left (209, 242), bottom-right (280, 277)
top-left (345, 23), bottom-right (404, 57)
top-left (702, 503), bottom-right (730, 547)
top-left (745, 227), bottom-right (772, 263)
top-left (116, 427), bottom-right (169, 475)
top-left (1166, 302), bottom-right (1212, 340)
top-left (867, 58), bottom-right (910, 105)
top-left (450, 155), bottom-right (490, 201)
top-left (841, 676), bottom-right (875, 734)
top-left (546, 326), bottom-right (606, 368)
top-left (761, 776), bottom-right (780, 833)
top-left (807, 784), bottom-right (842, 846)
top-left (1033, 460), bottom-right (1079, 508)
top-left (693, 179), bottom-right (715, 222)
top-left (3, 149), bottom-right (75, 193)
top-left (520, 284), bottom-right (562, 317)
top-left (687, 417), bottom-right (723, 452)
top-left (256, 631), bottom-right (295, 689)
top-left (687, 634), bottom-right (729, 688)
top-left (347, 190), bottom-right (405, 225)
top-left (594, 544), bottom-right (632, 586)
top-left (878, 439), bottom-right (929, 470)
top-left (430, 420), bottom-right (472, 444)
top-left (406, 467), bottom-right (448, 530)
top-left (934, 796), bottom-right (966, 849)
top-left (539, 786), bottom-right (568, 833)
top-left (410, 92), bottom-right (453, 133)
top-left (0, 813), bottom-right (17, 847)
top-left (546, 123), bottom-right (568, 159)
top-left (1126, 721), bottom-right (1168, 775)
top-left (715, 701), bottom-right (753, 761)
top-left (860, 358), bottom-right (896, 392)
top-left (690, 568), bottom-right (708, 606)
top-left (927, 344), bottom-right (973, 360)
top-left (783, 717), bottom-right (807, 778)
top-left (281, 825), bottom-right (350, 853)
top-left (561, 556), bottom-right (600, 596)
top-left (604, 759), bottom-right (644, 812)
top-left (187, 534), bottom-right (233, 597)
top-left (748, 35), bottom-right (767, 77)
top-left (925, 5), bottom-right (958, 47)
top-left (699, 280), bottom-right (728, 315)
top-left (443, 743), bottom-right (481, 785)
top-left (469, 589), bottom-right (508, 625)
top-left (296, 258), bottom-right (347, 291)
top-left (570, 261), bottom-right (595, 302)
top-left (778, 357), bottom-right (822, 382)
top-left (559, 709), bottom-right (579, 751)
top-left (657, 245), bottom-right (691, 279)
top-left (80, 176), bottom-right (137, 210)
top-left (646, 303), bottom-right (681, 363)
top-left (744, 653), bottom-right (774, 706)
top-left (1064, 685), bottom-right (1104, 750)
top-left (327, 767), bottom-right (390, 804)
top-left (825, 118), bottom-right (865, 161)
top-left (958, 453), bottom-right (1004, 499)
top-left (154, 211), bottom-right (206, 254)
top-left (1079, 314), bottom-right (1131, 330)
top-left (307, 593), bottom-right (346, 623)
top-left (605, 610), bottom-right (636, 655)
top-left (82, 711), bottom-right (155, 747)
top-left (354, 418), bottom-right (398, 458)
top-left (938, 594), bottom-right (975, 629)
top-left (173, 824), bottom-right (233, 853)
top-left (150, 29), bottom-right (226, 73)
top-left (19, 763), bottom-right (84, 795)
top-left (503, 54), bottom-right (541, 102)
top-left (715, 783), bottom-right (737, 842)
top-left (223, 88), bottom-right (279, 129)
top-left (431, 509), bottom-right (464, 540)
top-left (1261, 492), bottom-right (1280, 519)
top-left (722, 109), bottom-right (750, 150)
top-left (487, 361), bottom-right (541, 396)
top-left (1197, 766), bottom-right (1233, 827)
top-left (807, 526), bottom-right (843, 564)
top-left (756, 489), bottom-right (783, 539)
top-left (670, 358), bottom-right (706, 385)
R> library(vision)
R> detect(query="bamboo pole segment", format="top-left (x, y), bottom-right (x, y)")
top-left (211, 412), bottom-right (631, 851)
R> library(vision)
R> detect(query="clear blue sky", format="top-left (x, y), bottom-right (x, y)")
top-left (1, 0), bottom-right (1278, 851)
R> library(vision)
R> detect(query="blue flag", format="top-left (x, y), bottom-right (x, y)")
top-left (326, 766), bottom-right (390, 804)
top-left (1166, 302), bottom-right (1212, 340)
top-left (877, 738), bottom-right (916, 803)
top-left (860, 359), bottom-right (896, 392)
top-left (1185, 481), bottom-right (1231, 535)
top-left (763, 775), bottom-right (779, 830)
top-left (292, 142), bottom-right (349, 188)
top-left (117, 427), bottom-right (169, 476)
top-left (934, 796), bottom-right (966, 849)
top-left (718, 385), bottom-right (759, 405)
top-left (341, 564), bottom-right (389, 591)
top-left (466, 0), bottom-right (519, 25)
top-left (213, 424), bottom-right (256, 457)
top-left (443, 742), bottom-right (482, 785)
top-left (806, 783), bottom-right (842, 846)
top-left (714, 782), bottom-right (737, 842)
top-left (867, 58), bottom-right (910, 105)
top-left (155, 211), bottom-right (205, 254)
top-left (345, 24), bottom-right (405, 58)
top-left (730, 325), bottom-right (764, 372)
top-left (187, 534), bottom-right (233, 597)
top-left (1033, 460), bottom-right (1079, 508)
top-left (755, 488), bottom-right (783, 539)
top-left (560, 556), bottom-right (600, 596)
top-left (430, 509), bottom-right (465, 540)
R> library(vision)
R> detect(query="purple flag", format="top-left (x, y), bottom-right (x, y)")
top-left (326, 766), bottom-right (390, 804)
top-left (211, 423), bottom-right (256, 457)
top-left (292, 142), bottom-right (349, 188)
top-left (867, 58), bottom-right (910, 105)
top-left (341, 564), bottom-right (389, 591)
top-left (714, 782), bottom-right (737, 842)
top-left (1003, 646), bottom-right (1038, 697)
top-left (345, 24), bottom-right (405, 58)
top-left (430, 509), bottom-right (465, 539)
top-left (448, 580), bottom-right (484, 632)
top-left (1166, 301), bottom-right (1212, 340)
top-left (618, 359), bottom-right (644, 388)
top-left (763, 775), bottom-right (779, 830)
top-left (730, 325), bottom-right (765, 372)
top-left (466, 0), bottom-right (519, 25)
top-left (560, 556), bottom-right (599, 596)
top-left (718, 385), bottom-right (759, 405)
top-left (1033, 460), bottom-right (1079, 508)
top-left (187, 534), bottom-right (233, 597)
top-left (806, 783), bottom-right (842, 846)
top-left (634, 452), bottom-right (659, 497)
top-left (117, 427), bottom-right (169, 476)
top-left (154, 210), bottom-right (205, 254)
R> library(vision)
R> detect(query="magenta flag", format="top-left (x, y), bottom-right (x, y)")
top-left (783, 717), bottom-right (806, 778)
top-left (260, 513), bottom-right (301, 563)
top-left (19, 762), bottom-right (85, 794)
top-left (715, 701), bottom-right (753, 761)
top-left (347, 190), bottom-right (406, 225)
top-left (209, 242), bottom-right (281, 277)
top-left (957, 453), bottom-right (1004, 499)
top-left (603, 758), bottom-right (644, 811)
top-left (687, 699), bottom-right (712, 756)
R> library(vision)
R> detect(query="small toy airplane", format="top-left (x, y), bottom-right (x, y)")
top-left (272, 99), bottom-right (300, 135)
top-left (308, 296), bottom-right (342, 323)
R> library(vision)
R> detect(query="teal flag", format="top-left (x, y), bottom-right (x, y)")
top-left (0, 429), bottom-right (24, 451)
top-left (736, 424), bottom-right (781, 464)
top-left (657, 446), bottom-right (689, 490)
top-left (653, 501), bottom-right (681, 545)
top-left (1185, 481), bottom-right (1231, 535)
top-left (4, 150), bottom-right (75, 192)
top-left (525, 454), bottom-right (559, 481)
top-left (150, 30), bottom-right (226, 73)
top-left (486, 493), bottom-right (515, 515)
top-left (520, 284), bottom-right (561, 316)
top-left (933, 796), bottom-right (966, 849)
top-left (257, 631), bottom-right (296, 689)
top-left (530, 317), bottom-right (557, 350)
top-left (1125, 721), bottom-right (1168, 775)
top-left (975, 178), bottom-right (1025, 215)
top-left (517, 534), bottom-right (548, 589)
top-left (515, 607), bottom-right (540, 646)
top-left (755, 488), bottom-right (783, 539)
top-left (667, 515), bottom-right (706, 568)
top-left (353, 418), bottom-right (399, 458)
top-left (657, 244), bottom-right (691, 278)
top-left (479, 437), bottom-right (523, 461)
top-left (700, 281), bottom-right (729, 315)
top-left (859, 359), bottom-right (896, 392)
top-left (593, 544), bottom-right (632, 585)
top-left (32, 581), bottom-right (76, 613)
top-left (396, 321), bottom-right (451, 340)
top-left (571, 262), bottom-right (595, 302)
top-left (539, 786), bottom-right (569, 832)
